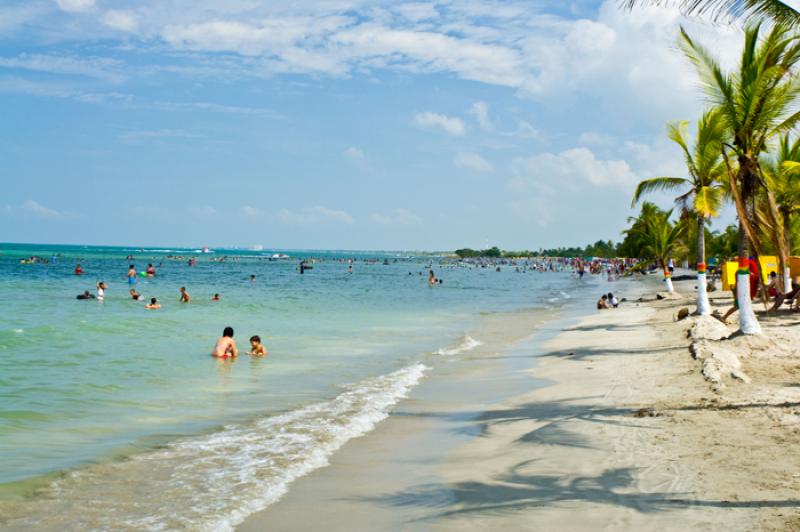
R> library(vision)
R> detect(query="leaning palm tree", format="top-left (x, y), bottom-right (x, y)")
top-left (763, 135), bottom-right (800, 291)
top-left (621, 0), bottom-right (800, 26)
top-left (679, 23), bottom-right (800, 334)
top-left (631, 108), bottom-right (727, 314)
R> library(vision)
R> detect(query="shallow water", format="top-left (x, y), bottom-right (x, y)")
top-left (0, 243), bottom-right (598, 529)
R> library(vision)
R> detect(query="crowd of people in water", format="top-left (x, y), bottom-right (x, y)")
top-left (39, 251), bottom-right (641, 358)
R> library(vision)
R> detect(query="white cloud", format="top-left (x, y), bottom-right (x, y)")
top-left (510, 147), bottom-right (638, 190)
top-left (393, 3), bottom-right (439, 22)
top-left (414, 111), bottom-right (466, 136)
top-left (0, 54), bottom-right (125, 82)
top-left (469, 101), bottom-right (493, 132)
top-left (276, 206), bottom-right (355, 225)
top-left (370, 208), bottom-right (422, 226)
top-left (56, 0), bottom-right (95, 13)
top-left (1, 199), bottom-right (63, 219)
top-left (188, 206), bottom-right (217, 217)
top-left (344, 146), bottom-right (364, 159)
top-left (119, 129), bottom-right (199, 142)
top-left (578, 131), bottom-right (612, 146)
top-left (240, 205), bottom-right (261, 219)
top-left (454, 152), bottom-right (493, 172)
top-left (102, 10), bottom-right (139, 32)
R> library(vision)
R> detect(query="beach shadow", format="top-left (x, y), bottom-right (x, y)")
top-left (537, 345), bottom-right (683, 362)
top-left (363, 461), bottom-right (800, 521)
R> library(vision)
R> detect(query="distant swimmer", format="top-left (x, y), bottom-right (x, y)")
top-left (96, 281), bottom-right (106, 301)
top-left (130, 288), bottom-right (141, 300)
top-left (146, 263), bottom-right (156, 276)
top-left (145, 297), bottom-right (161, 309)
top-left (248, 335), bottom-right (267, 356)
top-left (180, 286), bottom-right (190, 303)
top-left (74, 264), bottom-right (84, 276)
top-left (211, 293), bottom-right (220, 301)
top-left (348, 264), bottom-right (353, 274)
top-left (127, 264), bottom-right (137, 285)
top-left (212, 327), bottom-right (238, 358)
top-left (428, 270), bottom-right (437, 286)
top-left (250, 274), bottom-right (256, 282)
top-left (76, 290), bottom-right (95, 300)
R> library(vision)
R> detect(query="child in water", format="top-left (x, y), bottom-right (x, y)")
top-left (249, 335), bottom-right (268, 356)
top-left (213, 327), bottom-right (238, 358)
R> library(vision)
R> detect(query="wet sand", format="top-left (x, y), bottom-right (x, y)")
top-left (240, 274), bottom-right (800, 531)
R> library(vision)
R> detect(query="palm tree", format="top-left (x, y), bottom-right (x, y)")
top-left (631, 108), bottom-right (727, 314)
top-left (678, 23), bottom-right (800, 334)
top-left (764, 135), bottom-right (800, 291)
top-left (632, 209), bottom-right (687, 292)
top-left (621, 0), bottom-right (800, 26)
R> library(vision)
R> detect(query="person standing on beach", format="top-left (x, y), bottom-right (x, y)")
top-left (127, 264), bottom-right (137, 285)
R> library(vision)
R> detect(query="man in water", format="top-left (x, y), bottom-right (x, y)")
top-left (145, 297), bottom-right (161, 309)
top-left (127, 264), bottom-right (137, 285)
top-left (211, 293), bottom-right (220, 301)
top-left (212, 327), bottom-right (238, 358)
top-left (130, 288), bottom-right (141, 300)
top-left (96, 281), bottom-right (106, 301)
top-left (179, 286), bottom-right (190, 303)
top-left (74, 264), bottom-right (83, 275)
top-left (76, 290), bottom-right (94, 300)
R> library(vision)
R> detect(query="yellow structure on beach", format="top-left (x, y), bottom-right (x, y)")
top-left (721, 256), bottom-right (781, 290)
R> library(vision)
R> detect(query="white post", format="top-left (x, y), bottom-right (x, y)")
top-left (784, 266), bottom-right (792, 294)
top-left (736, 272), bottom-right (761, 335)
top-left (665, 275), bottom-right (674, 293)
top-left (696, 271), bottom-right (711, 315)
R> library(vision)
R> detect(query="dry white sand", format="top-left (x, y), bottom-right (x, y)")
top-left (239, 276), bottom-right (800, 531)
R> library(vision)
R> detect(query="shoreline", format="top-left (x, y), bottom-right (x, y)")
top-left (239, 273), bottom-right (800, 531)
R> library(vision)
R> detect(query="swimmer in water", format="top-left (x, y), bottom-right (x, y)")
top-left (428, 270), bottom-right (437, 286)
top-left (250, 274), bottom-right (256, 282)
top-left (96, 281), bottom-right (106, 300)
top-left (179, 286), bottom-right (190, 303)
top-left (76, 290), bottom-right (94, 300)
top-left (211, 293), bottom-right (220, 301)
top-left (129, 288), bottom-right (141, 300)
top-left (248, 335), bottom-right (267, 356)
top-left (74, 264), bottom-right (83, 275)
top-left (127, 264), bottom-right (136, 285)
top-left (146, 263), bottom-right (156, 276)
top-left (212, 327), bottom-right (238, 358)
top-left (145, 297), bottom-right (161, 309)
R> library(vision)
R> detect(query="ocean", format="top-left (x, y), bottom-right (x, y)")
top-left (0, 243), bottom-right (598, 530)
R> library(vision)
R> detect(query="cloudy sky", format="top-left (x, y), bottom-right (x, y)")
top-left (0, 0), bottom-right (746, 250)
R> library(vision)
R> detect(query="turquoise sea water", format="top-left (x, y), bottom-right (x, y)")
top-left (0, 243), bottom-right (594, 530)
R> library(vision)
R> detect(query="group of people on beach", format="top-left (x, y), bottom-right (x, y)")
top-left (597, 292), bottom-right (619, 309)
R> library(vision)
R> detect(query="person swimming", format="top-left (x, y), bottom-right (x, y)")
top-left (129, 288), bottom-right (141, 300)
top-left (76, 290), bottom-right (94, 300)
top-left (74, 264), bottom-right (83, 276)
top-left (179, 286), bottom-right (190, 303)
top-left (428, 270), bottom-right (437, 286)
top-left (212, 327), bottom-right (238, 358)
top-left (248, 335), bottom-right (267, 356)
top-left (211, 293), bottom-right (220, 301)
top-left (145, 297), bottom-right (161, 309)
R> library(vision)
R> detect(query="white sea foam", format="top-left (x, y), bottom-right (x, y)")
top-left (5, 363), bottom-right (428, 531)
top-left (434, 334), bottom-right (482, 356)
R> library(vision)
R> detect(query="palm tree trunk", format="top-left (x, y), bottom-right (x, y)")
top-left (784, 211), bottom-right (793, 293)
top-left (736, 170), bottom-right (762, 334)
top-left (696, 216), bottom-right (711, 315)
top-left (662, 259), bottom-right (674, 293)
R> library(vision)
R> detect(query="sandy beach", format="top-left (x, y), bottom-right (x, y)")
top-left (240, 274), bottom-right (800, 531)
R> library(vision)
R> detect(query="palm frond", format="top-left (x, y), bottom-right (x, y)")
top-left (620, 0), bottom-right (800, 26)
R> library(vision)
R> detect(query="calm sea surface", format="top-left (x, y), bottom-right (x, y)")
top-left (0, 243), bottom-right (597, 530)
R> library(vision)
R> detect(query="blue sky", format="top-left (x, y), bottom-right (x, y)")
top-left (0, 0), bottom-right (743, 250)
